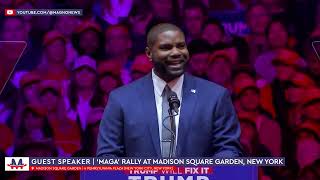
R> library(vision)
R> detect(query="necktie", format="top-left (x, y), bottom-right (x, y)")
top-left (161, 85), bottom-right (176, 157)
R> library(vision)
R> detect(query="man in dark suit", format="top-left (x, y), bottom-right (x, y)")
top-left (97, 23), bottom-right (242, 157)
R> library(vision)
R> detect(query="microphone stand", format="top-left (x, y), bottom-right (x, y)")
top-left (168, 108), bottom-right (176, 158)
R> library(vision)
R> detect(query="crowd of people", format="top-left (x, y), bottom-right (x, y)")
top-left (0, 0), bottom-right (320, 179)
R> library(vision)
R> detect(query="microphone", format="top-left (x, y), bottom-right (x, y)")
top-left (167, 91), bottom-right (180, 114)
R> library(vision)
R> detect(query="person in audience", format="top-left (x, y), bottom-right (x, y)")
top-left (187, 39), bottom-right (211, 79)
top-left (148, 0), bottom-right (180, 23)
top-left (17, 103), bottom-right (53, 143)
top-left (255, 19), bottom-right (298, 82)
top-left (54, 16), bottom-right (80, 69)
top-left (72, 20), bottom-right (105, 60)
top-left (207, 54), bottom-right (233, 90)
top-left (295, 121), bottom-right (320, 170)
top-left (75, 107), bottom-right (104, 156)
top-left (66, 56), bottom-right (98, 132)
top-left (128, 1), bottom-right (153, 56)
top-left (130, 54), bottom-right (153, 81)
top-left (1, 16), bottom-right (41, 71)
top-left (245, 3), bottom-right (271, 63)
top-left (37, 30), bottom-right (70, 81)
top-left (104, 24), bottom-right (133, 84)
top-left (183, 1), bottom-right (208, 42)
top-left (233, 69), bottom-right (282, 156)
top-left (285, 72), bottom-right (316, 128)
top-left (39, 80), bottom-right (81, 156)
top-left (92, 60), bottom-right (123, 107)
top-left (13, 71), bottom-right (42, 133)
top-left (202, 19), bottom-right (225, 46)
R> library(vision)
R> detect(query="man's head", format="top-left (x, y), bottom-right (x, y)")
top-left (105, 24), bottom-right (132, 57)
top-left (207, 54), bottom-right (232, 86)
top-left (187, 39), bottom-right (211, 77)
top-left (246, 3), bottom-right (270, 35)
top-left (202, 19), bottom-right (225, 45)
top-left (183, 1), bottom-right (207, 39)
top-left (146, 23), bottom-right (189, 82)
top-left (1, 17), bottom-right (28, 41)
top-left (148, 0), bottom-right (174, 21)
top-left (43, 31), bottom-right (66, 64)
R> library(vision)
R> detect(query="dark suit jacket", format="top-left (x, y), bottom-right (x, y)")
top-left (97, 73), bottom-right (243, 157)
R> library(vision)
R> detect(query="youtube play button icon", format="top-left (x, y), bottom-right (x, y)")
top-left (4, 9), bottom-right (16, 16)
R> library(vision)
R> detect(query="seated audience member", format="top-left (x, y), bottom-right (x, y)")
top-left (54, 16), bottom-right (80, 69)
top-left (104, 24), bottom-right (133, 84)
top-left (17, 103), bottom-right (53, 144)
top-left (295, 122), bottom-right (320, 170)
top-left (66, 56), bottom-right (98, 132)
top-left (183, 1), bottom-right (208, 42)
top-left (72, 20), bottom-right (105, 60)
top-left (128, 1), bottom-right (153, 56)
top-left (12, 141), bottom-right (63, 179)
top-left (233, 70), bottom-right (282, 156)
top-left (131, 54), bottom-right (153, 81)
top-left (13, 71), bottom-right (42, 133)
top-left (148, 0), bottom-right (180, 23)
top-left (74, 107), bottom-right (104, 156)
top-left (39, 80), bottom-right (81, 156)
top-left (284, 72), bottom-right (317, 128)
top-left (255, 19), bottom-right (299, 82)
top-left (187, 39), bottom-right (211, 79)
top-left (245, 3), bottom-right (271, 63)
top-left (207, 54), bottom-right (233, 90)
top-left (92, 60), bottom-right (123, 107)
top-left (202, 19), bottom-right (225, 46)
top-left (37, 30), bottom-right (70, 81)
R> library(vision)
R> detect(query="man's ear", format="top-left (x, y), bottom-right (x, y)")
top-left (145, 47), bottom-right (152, 61)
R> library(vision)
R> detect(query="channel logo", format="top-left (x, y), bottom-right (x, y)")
top-left (4, 9), bottom-right (16, 16)
top-left (5, 157), bottom-right (29, 171)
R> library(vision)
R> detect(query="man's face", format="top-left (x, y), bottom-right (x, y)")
top-left (184, 8), bottom-right (205, 37)
top-left (188, 52), bottom-right (209, 77)
top-left (105, 26), bottom-right (131, 57)
top-left (80, 30), bottom-right (99, 54)
top-left (268, 22), bottom-right (288, 49)
top-left (239, 89), bottom-right (260, 111)
top-left (40, 90), bottom-right (59, 112)
top-left (2, 18), bottom-right (28, 41)
top-left (149, 0), bottom-right (172, 20)
top-left (55, 16), bottom-right (79, 37)
top-left (75, 67), bottom-right (97, 88)
top-left (207, 57), bottom-right (232, 85)
top-left (146, 30), bottom-right (189, 81)
top-left (202, 24), bottom-right (224, 45)
top-left (45, 39), bottom-right (66, 64)
top-left (247, 5), bottom-right (270, 34)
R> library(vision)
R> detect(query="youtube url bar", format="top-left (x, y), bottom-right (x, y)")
top-left (4, 9), bottom-right (83, 16)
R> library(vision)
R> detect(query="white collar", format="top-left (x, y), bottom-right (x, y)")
top-left (151, 69), bottom-right (184, 99)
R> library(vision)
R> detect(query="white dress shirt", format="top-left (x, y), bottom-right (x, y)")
top-left (151, 69), bottom-right (183, 152)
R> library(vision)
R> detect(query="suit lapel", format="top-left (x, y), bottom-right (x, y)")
top-left (176, 73), bottom-right (198, 157)
top-left (140, 73), bottom-right (161, 157)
